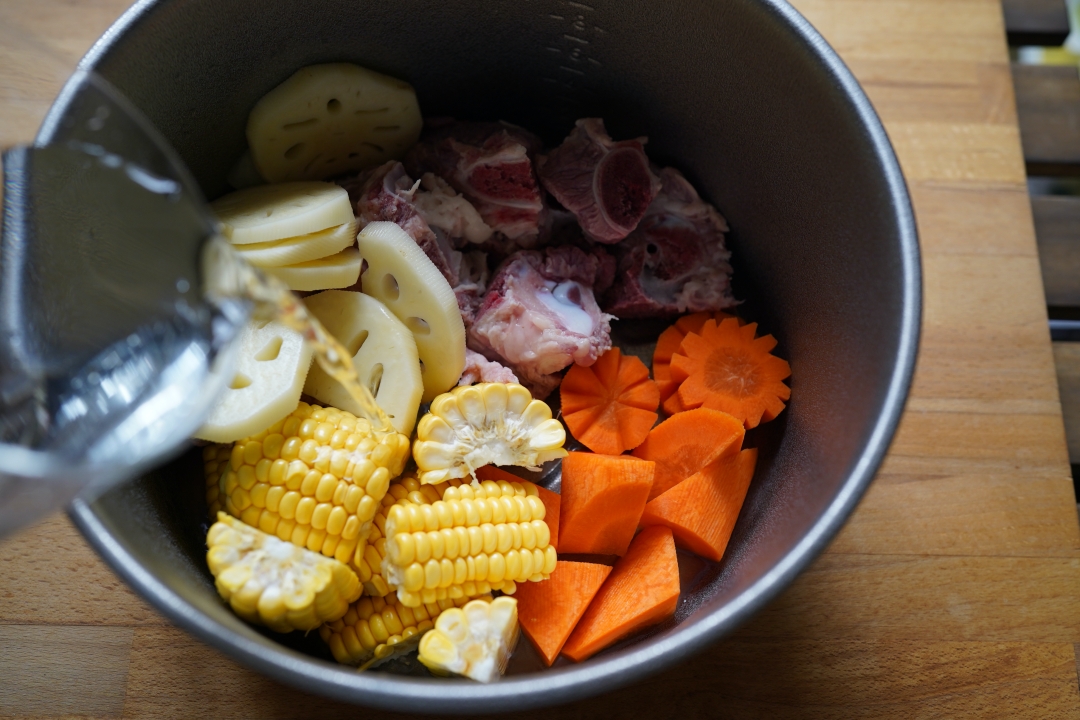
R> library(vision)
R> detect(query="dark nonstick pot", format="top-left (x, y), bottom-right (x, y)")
top-left (46, 0), bottom-right (920, 712)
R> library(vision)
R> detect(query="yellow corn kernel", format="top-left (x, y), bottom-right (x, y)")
top-left (351, 474), bottom-right (462, 598)
top-left (412, 384), bottom-right (567, 485)
top-left (218, 402), bottom-right (409, 567)
top-left (417, 596), bottom-right (519, 682)
top-left (381, 484), bottom-right (556, 607)
top-left (206, 513), bottom-right (360, 633)
top-left (204, 444), bottom-right (232, 520)
top-left (318, 593), bottom-right (489, 668)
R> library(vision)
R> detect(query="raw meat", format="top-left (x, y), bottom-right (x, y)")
top-left (603, 167), bottom-right (735, 318)
top-left (538, 118), bottom-right (661, 244)
top-left (412, 173), bottom-right (494, 245)
top-left (451, 250), bottom-right (490, 328)
top-left (341, 161), bottom-right (491, 323)
top-left (344, 161), bottom-right (456, 283)
top-left (468, 246), bottom-right (614, 398)
top-left (458, 349), bottom-right (519, 386)
top-left (405, 121), bottom-right (546, 245)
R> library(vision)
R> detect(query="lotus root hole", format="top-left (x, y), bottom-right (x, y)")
top-left (383, 273), bottom-right (399, 300)
top-left (406, 317), bottom-right (430, 335)
top-left (255, 336), bottom-right (283, 362)
top-left (347, 330), bottom-right (369, 356)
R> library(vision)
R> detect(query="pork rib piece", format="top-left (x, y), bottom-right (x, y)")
top-left (458, 349), bottom-right (519, 386)
top-left (603, 167), bottom-right (735, 318)
top-left (345, 161), bottom-right (456, 283)
top-left (469, 245), bottom-right (613, 398)
top-left (450, 250), bottom-right (490, 328)
top-left (341, 161), bottom-right (491, 324)
top-left (405, 121), bottom-right (545, 245)
top-left (538, 118), bottom-right (661, 244)
top-left (412, 173), bottom-right (494, 246)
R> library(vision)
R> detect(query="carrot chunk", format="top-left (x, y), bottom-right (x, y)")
top-left (670, 318), bottom-right (791, 429)
top-left (640, 448), bottom-right (758, 561)
top-left (653, 312), bottom-right (739, 402)
top-left (558, 452), bottom-right (654, 556)
top-left (476, 465), bottom-right (561, 551)
top-left (514, 560), bottom-right (613, 666)
top-left (632, 408), bottom-right (745, 501)
top-left (561, 526), bottom-right (680, 662)
top-left (560, 347), bottom-right (660, 455)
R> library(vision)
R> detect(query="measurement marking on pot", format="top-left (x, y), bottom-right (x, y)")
top-left (540, 4), bottom-right (607, 92)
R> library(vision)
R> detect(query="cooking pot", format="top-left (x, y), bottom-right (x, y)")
top-left (45, 0), bottom-right (920, 711)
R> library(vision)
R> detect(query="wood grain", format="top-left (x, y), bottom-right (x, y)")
top-left (1, 0), bottom-right (1079, 717)
top-left (118, 626), bottom-right (1080, 720)
top-left (0, 515), bottom-right (162, 627)
top-left (0, 625), bottom-right (132, 718)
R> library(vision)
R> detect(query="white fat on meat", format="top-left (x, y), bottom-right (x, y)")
top-left (412, 173), bottom-right (494, 245)
top-left (404, 121), bottom-right (546, 245)
top-left (468, 247), bottom-right (613, 397)
top-left (342, 161), bottom-right (491, 324)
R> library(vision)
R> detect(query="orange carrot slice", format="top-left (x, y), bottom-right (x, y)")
top-left (476, 465), bottom-right (561, 551)
top-left (653, 312), bottom-right (739, 402)
top-left (559, 452), bottom-right (654, 556)
top-left (652, 326), bottom-right (682, 401)
top-left (514, 560), bottom-right (613, 666)
top-left (561, 526), bottom-right (680, 662)
top-left (670, 318), bottom-right (791, 429)
top-left (640, 448), bottom-right (758, 561)
top-left (561, 347), bottom-right (660, 455)
top-left (661, 388), bottom-right (689, 416)
top-left (632, 408), bottom-right (745, 501)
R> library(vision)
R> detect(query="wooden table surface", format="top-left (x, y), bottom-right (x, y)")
top-left (3, 0), bottom-right (1079, 717)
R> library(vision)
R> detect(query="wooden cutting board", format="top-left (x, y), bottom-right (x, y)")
top-left (2, 0), bottom-right (1079, 717)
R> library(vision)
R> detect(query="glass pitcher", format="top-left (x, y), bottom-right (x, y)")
top-left (0, 71), bottom-right (249, 537)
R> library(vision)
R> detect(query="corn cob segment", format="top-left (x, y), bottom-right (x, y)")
top-left (355, 474), bottom-right (447, 597)
top-left (381, 479), bottom-right (557, 607)
top-left (319, 592), bottom-right (491, 668)
top-left (219, 402), bottom-right (410, 566)
top-left (207, 513), bottom-right (361, 633)
top-left (418, 596), bottom-right (520, 683)
top-left (203, 444), bottom-right (232, 520)
top-left (412, 383), bottom-right (568, 485)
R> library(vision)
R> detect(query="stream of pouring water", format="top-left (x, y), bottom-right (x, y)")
top-left (204, 236), bottom-right (394, 434)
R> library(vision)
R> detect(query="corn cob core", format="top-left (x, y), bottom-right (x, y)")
top-left (412, 383), bottom-right (568, 485)
top-left (218, 402), bottom-right (410, 566)
top-left (382, 479), bottom-right (558, 607)
top-left (355, 474), bottom-right (449, 597)
top-left (203, 444), bottom-right (232, 520)
top-left (319, 592), bottom-right (491, 667)
top-left (418, 596), bottom-right (519, 683)
top-left (206, 513), bottom-right (361, 633)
